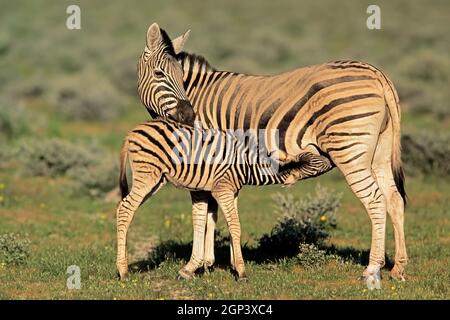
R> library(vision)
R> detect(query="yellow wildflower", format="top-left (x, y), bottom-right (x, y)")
top-left (320, 215), bottom-right (327, 222)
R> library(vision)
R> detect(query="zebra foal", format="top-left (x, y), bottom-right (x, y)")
top-left (116, 119), bottom-right (330, 280)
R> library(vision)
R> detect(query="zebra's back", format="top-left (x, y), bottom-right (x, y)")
top-left (182, 59), bottom-right (388, 156)
top-left (124, 119), bottom-right (309, 191)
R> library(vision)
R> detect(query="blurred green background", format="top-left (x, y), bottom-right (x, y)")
top-left (0, 0), bottom-right (449, 299)
top-left (1, 0), bottom-right (449, 125)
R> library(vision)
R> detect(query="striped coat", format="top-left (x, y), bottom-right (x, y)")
top-left (131, 23), bottom-right (407, 283)
top-left (116, 119), bottom-right (330, 280)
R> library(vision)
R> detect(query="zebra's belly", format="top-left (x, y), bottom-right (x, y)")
top-left (165, 173), bottom-right (215, 192)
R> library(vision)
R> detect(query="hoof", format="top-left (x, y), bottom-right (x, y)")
top-left (117, 260), bottom-right (129, 281)
top-left (232, 269), bottom-right (248, 282)
top-left (238, 274), bottom-right (248, 282)
top-left (390, 265), bottom-right (406, 281)
top-left (203, 264), bottom-right (214, 275)
top-left (365, 274), bottom-right (381, 290)
top-left (117, 265), bottom-right (129, 281)
top-left (177, 268), bottom-right (195, 280)
top-left (118, 271), bottom-right (129, 282)
top-left (362, 266), bottom-right (382, 290)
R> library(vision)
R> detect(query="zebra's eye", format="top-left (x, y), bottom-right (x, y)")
top-left (154, 70), bottom-right (165, 78)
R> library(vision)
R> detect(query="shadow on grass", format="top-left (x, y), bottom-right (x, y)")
top-left (322, 245), bottom-right (394, 269)
top-left (129, 235), bottom-right (394, 274)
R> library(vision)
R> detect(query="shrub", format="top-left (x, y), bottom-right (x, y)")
top-left (296, 243), bottom-right (340, 269)
top-left (108, 58), bottom-right (138, 97)
top-left (17, 138), bottom-right (119, 197)
top-left (0, 233), bottom-right (31, 265)
top-left (18, 138), bottom-right (96, 177)
top-left (396, 50), bottom-right (450, 118)
top-left (0, 101), bottom-right (30, 140)
top-left (68, 156), bottom-right (119, 196)
top-left (402, 133), bottom-right (450, 176)
top-left (48, 71), bottom-right (126, 121)
top-left (257, 185), bottom-right (342, 256)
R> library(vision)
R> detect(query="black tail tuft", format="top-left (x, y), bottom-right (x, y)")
top-left (393, 165), bottom-right (407, 205)
top-left (119, 139), bottom-right (129, 200)
top-left (120, 175), bottom-right (128, 200)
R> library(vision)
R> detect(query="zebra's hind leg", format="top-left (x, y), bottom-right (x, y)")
top-left (329, 149), bottom-right (386, 288)
top-left (212, 179), bottom-right (246, 280)
top-left (372, 125), bottom-right (407, 281)
top-left (116, 170), bottom-right (163, 281)
top-left (343, 168), bottom-right (387, 288)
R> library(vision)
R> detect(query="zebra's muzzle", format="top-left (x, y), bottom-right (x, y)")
top-left (172, 100), bottom-right (195, 126)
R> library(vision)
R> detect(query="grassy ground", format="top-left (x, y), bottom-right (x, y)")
top-left (0, 0), bottom-right (449, 299)
top-left (0, 166), bottom-right (449, 299)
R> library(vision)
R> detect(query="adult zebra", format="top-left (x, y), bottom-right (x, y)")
top-left (130, 22), bottom-right (407, 282)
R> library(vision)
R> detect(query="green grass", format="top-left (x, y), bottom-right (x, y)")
top-left (0, 169), bottom-right (449, 299)
top-left (0, 0), bottom-right (449, 300)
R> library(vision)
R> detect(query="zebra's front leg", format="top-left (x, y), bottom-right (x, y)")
top-left (178, 191), bottom-right (209, 279)
top-left (203, 195), bottom-right (218, 270)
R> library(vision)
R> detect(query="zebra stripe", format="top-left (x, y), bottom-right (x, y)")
top-left (115, 119), bottom-right (329, 280)
top-left (137, 24), bottom-right (195, 124)
top-left (133, 25), bottom-right (408, 282)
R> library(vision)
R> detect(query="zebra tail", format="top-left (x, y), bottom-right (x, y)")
top-left (119, 138), bottom-right (129, 200)
top-left (381, 74), bottom-right (407, 205)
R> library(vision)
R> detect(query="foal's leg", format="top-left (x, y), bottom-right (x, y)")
top-left (116, 169), bottom-right (163, 281)
top-left (212, 178), bottom-right (246, 280)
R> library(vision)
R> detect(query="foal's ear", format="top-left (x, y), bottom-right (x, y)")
top-left (147, 22), bottom-right (162, 51)
top-left (171, 29), bottom-right (191, 54)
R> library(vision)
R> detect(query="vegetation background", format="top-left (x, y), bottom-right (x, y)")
top-left (0, 0), bottom-right (449, 299)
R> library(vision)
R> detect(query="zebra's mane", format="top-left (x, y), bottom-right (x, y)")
top-left (176, 51), bottom-right (217, 73)
top-left (159, 28), bottom-right (177, 56)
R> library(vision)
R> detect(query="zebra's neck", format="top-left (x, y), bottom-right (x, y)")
top-left (177, 52), bottom-right (218, 75)
top-left (177, 52), bottom-right (236, 106)
top-left (241, 158), bottom-right (294, 186)
top-left (243, 165), bottom-right (295, 186)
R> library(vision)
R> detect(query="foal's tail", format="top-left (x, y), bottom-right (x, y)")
top-left (119, 139), bottom-right (129, 199)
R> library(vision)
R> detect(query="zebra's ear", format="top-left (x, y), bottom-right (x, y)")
top-left (172, 29), bottom-right (191, 55)
top-left (147, 22), bottom-right (162, 51)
